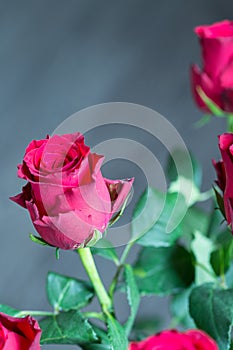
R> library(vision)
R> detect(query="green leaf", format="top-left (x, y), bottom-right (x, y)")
top-left (166, 150), bottom-right (202, 189)
top-left (210, 238), bottom-right (233, 276)
top-left (40, 310), bottom-right (98, 345)
top-left (46, 272), bottom-right (94, 312)
top-left (189, 283), bottom-right (233, 350)
top-left (0, 304), bottom-right (19, 316)
top-left (107, 314), bottom-right (128, 350)
top-left (131, 317), bottom-right (161, 340)
top-left (196, 86), bottom-right (225, 117)
top-left (180, 206), bottom-right (209, 249)
top-left (133, 245), bottom-right (195, 296)
top-left (213, 187), bottom-right (226, 220)
top-left (225, 262), bottom-right (233, 288)
top-left (170, 287), bottom-right (195, 329)
top-left (124, 264), bottom-right (140, 336)
top-left (131, 187), bottom-right (166, 241)
top-left (191, 231), bottom-right (216, 284)
top-left (135, 192), bottom-right (182, 247)
top-left (91, 239), bottom-right (119, 265)
top-left (206, 202), bottom-right (226, 239)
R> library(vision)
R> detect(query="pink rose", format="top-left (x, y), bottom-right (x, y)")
top-left (11, 133), bottom-right (133, 249)
top-left (213, 133), bottom-right (233, 227)
top-left (0, 312), bottom-right (41, 350)
top-left (129, 329), bottom-right (218, 350)
top-left (191, 20), bottom-right (233, 112)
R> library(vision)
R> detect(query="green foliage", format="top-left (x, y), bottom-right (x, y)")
top-left (189, 283), bottom-right (233, 350)
top-left (213, 187), bottom-right (226, 220)
top-left (170, 287), bottom-right (195, 329)
top-left (46, 272), bottom-right (94, 312)
top-left (40, 310), bottom-right (98, 345)
top-left (0, 304), bottom-right (19, 316)
top-left (131, 317), bottom-right (161, 340)
top-left (131, 187), bottom-right (166, 241)
top-left (166, 150), bottom-right (202, 189)
top-left (132, 187), bottom-right (185, 248)
top-left (181, 206), bottom-right (209, 238)
top-left (91, 240), bottom-right (119, 265)
top-left (210, 236), bottom-right (233, 276)
top-left (191, 231), bottom-right (216, 284)
top-left (107, 313), bottom-right (128, 350)
top-left (123, 264), bottom-right (140, 336)
top-left (133, 245), bottom-right (195, 296)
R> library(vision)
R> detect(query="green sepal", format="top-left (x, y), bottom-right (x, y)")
top-left (196, 86), bottom-right (225, 117)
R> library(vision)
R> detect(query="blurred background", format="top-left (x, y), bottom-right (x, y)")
top-left (0, 0), bottom-right (232, 348)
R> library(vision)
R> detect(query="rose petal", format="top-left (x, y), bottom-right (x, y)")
top-left (190, 65), bottom-right (223, 111)
top-left (104, 177), bottom-right (134, 216)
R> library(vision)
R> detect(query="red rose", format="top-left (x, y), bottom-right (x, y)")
top-left (0, 312), bottom-right (41, 350)
top-left (11, 133), bottom-right (133, 249)
top-left (213, 133), bottom-right (233, 227)
top-left (191, 20), bottom-right (233, 112)
top-left (129, 329), bottom-right (218, 350)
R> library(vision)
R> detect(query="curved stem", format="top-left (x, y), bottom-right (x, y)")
top-left (78, 247), bottom-right (112, 313)
top-left (120, 241), bottom-right (134, 265)
top-left (109, 241), bottom-right (134, 298)
top-left (109, 265), bottom-right (124, 299)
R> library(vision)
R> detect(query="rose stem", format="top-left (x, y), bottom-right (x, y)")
top-left (227, 114), bottom-right (233, 133)
top-left (78, 247), bottom-right (112, 314)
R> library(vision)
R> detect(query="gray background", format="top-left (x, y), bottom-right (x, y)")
top-left (0, 0), bottom-right (231, 348)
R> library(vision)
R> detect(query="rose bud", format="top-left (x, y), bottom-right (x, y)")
top-left (0, 312), bottom-right (41, 349)
top-left (129, 329), bottom-right (218, 350)
top-left (191, 20), bottom-right (233, 113)
top-left (213, 133), bottom-right (233, 227)
top-left (10, 133), bottom-right (133, 250)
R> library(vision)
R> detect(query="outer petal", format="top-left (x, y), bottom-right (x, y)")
top-left (185, 330), bottom-right (219, 350)
top-left (219, 133), bottom-right (233, 224)
top-left (190, 65), bottom-right (223, 112)
top-left (10, 183), bottom-right (33, 209)
top-left (104, 178), bottom-right (134, 217)
top-left (195, 20), bottom-right (233, 39)
top-left (26, 201), bottom-right (80, 249)
top-left (0, 313), bottom-right (41, 350)
top-left (195, 21), bottom-right (233, 79)
top-left (219, 58), bottom-right (233, 112)
top-left (129, 330), bottom-right (196, 350)
top-left (0, 324), bottom-right (6, 349)
top-left (212, 159), bottom-right (226, 192)
top-left (222, 88), bottom-right (233, 112)
top-left (129, 330), bottom-right (218, 350)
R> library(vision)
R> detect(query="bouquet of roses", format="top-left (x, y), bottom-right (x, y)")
top-left (1, 19), bottom-right (233, 350)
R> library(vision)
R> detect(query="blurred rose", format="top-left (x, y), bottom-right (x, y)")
top-left (0, 313), bottom-right (41, 350)
top-left (191, 20), bottom-right (233, 113)
top-left (213, 133), bottom-right (233, 227)
top-left (11, 133), bottom-right (133, 249)
top-left (129, 329), bottom-right (218, 350)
